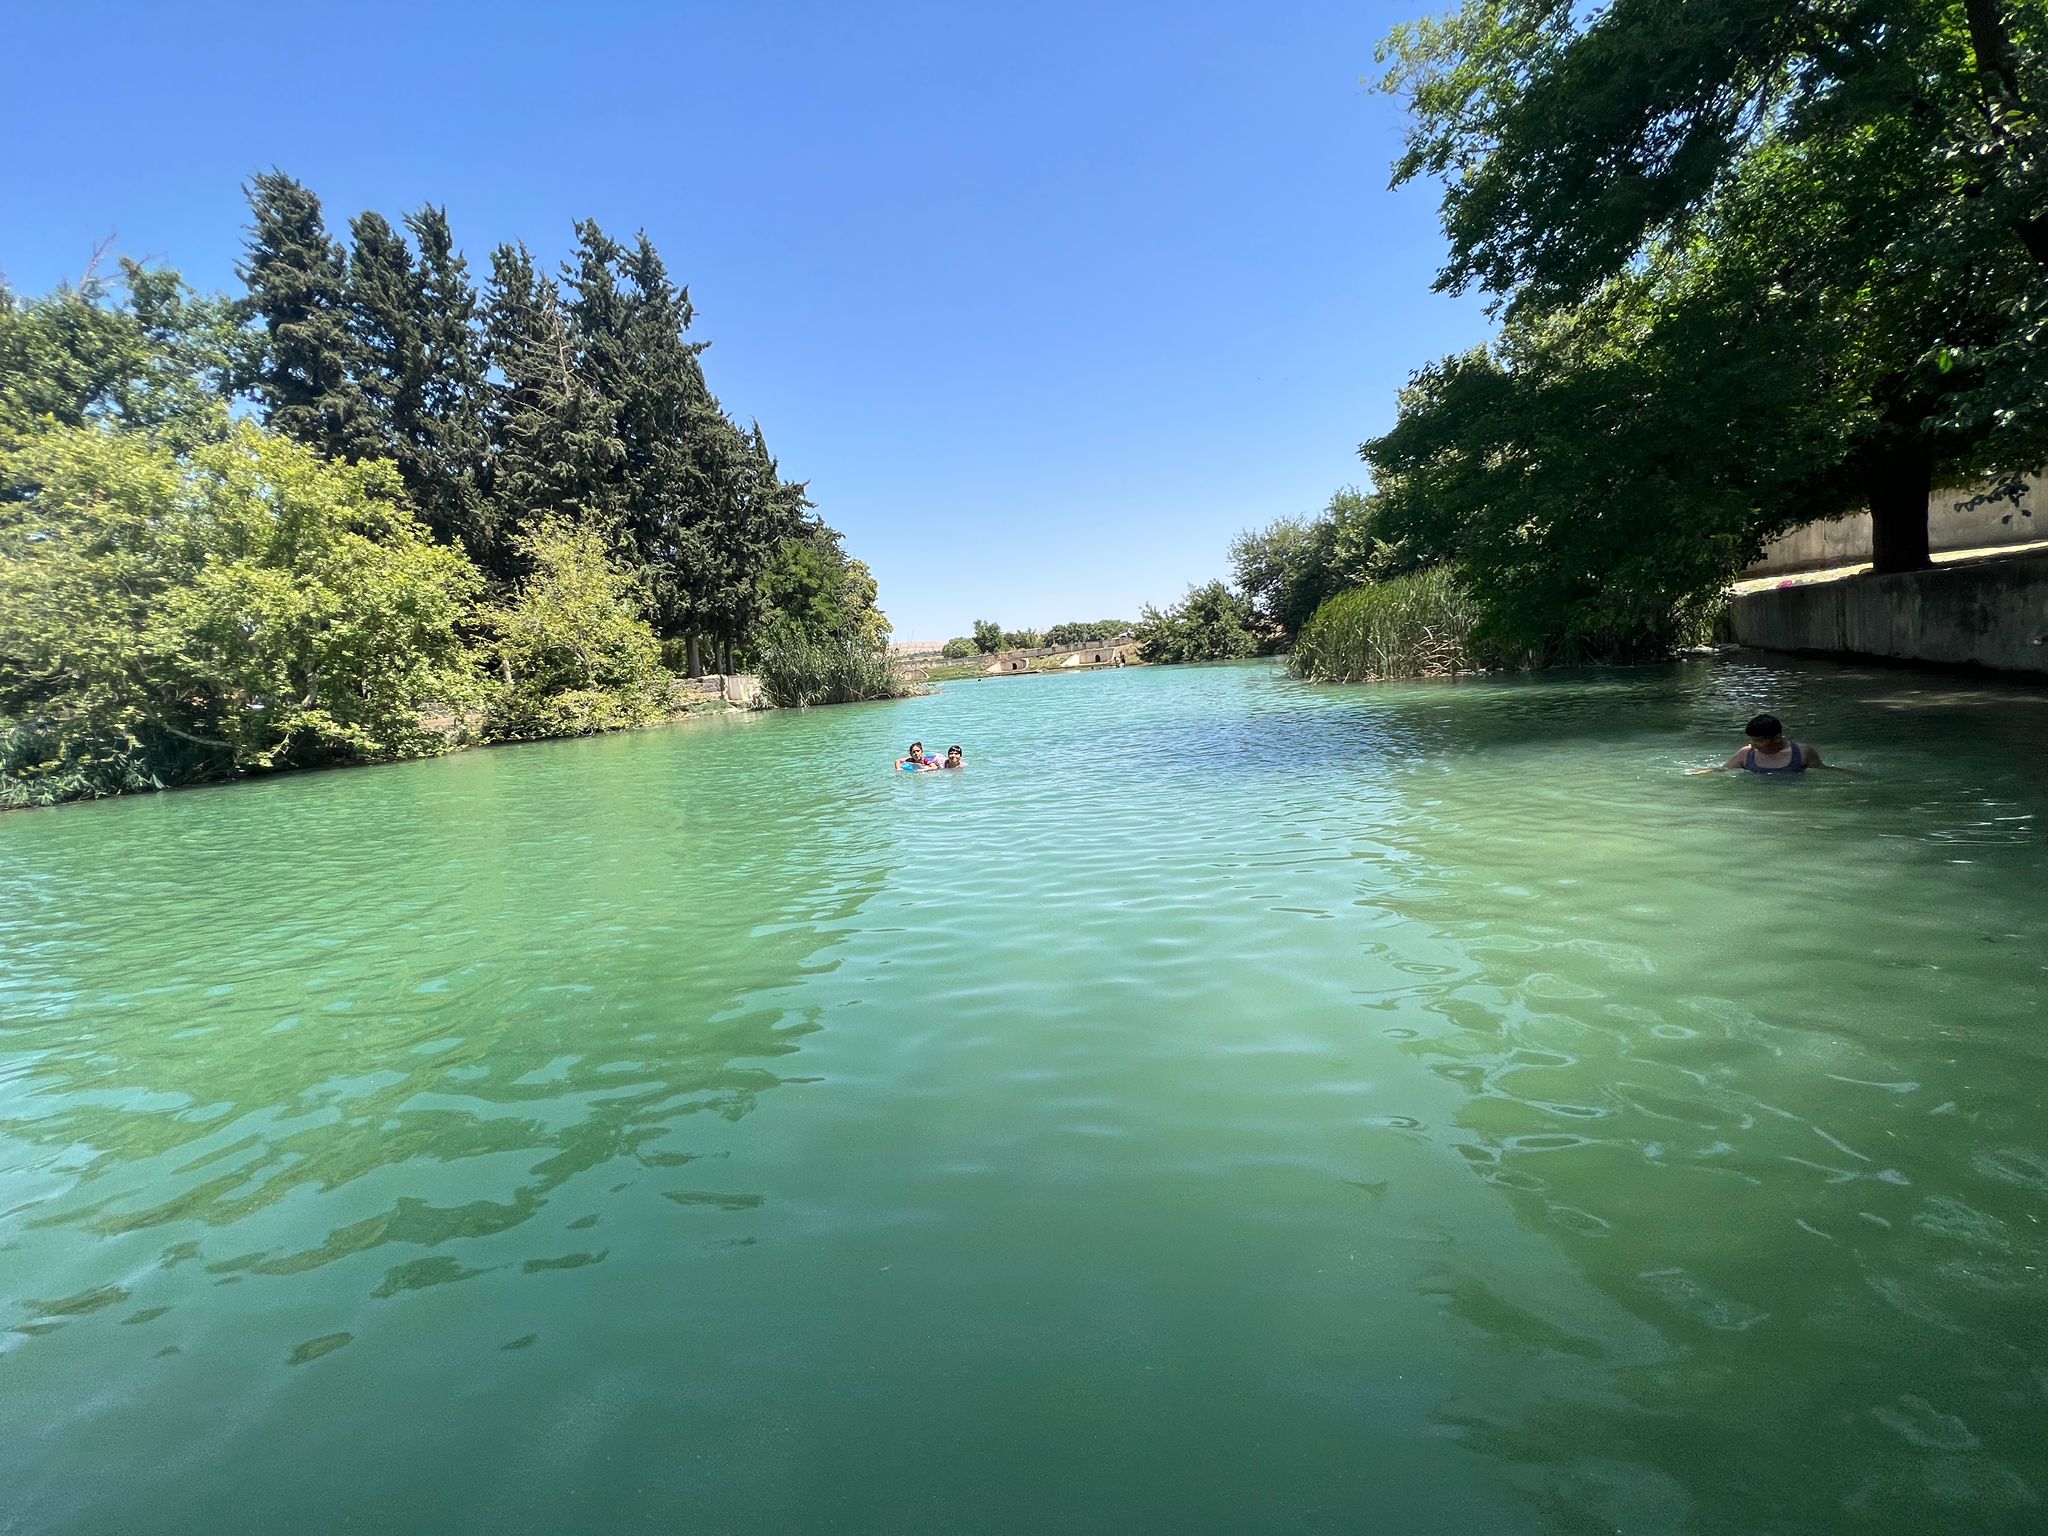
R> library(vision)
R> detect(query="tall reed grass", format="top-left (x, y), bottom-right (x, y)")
top-left (1289, 568), bottom-right (1497, 682)
top-left (756, 633), bottom-right (910, 707)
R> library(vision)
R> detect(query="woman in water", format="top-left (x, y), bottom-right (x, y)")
top-left (1688, 713), bottom-right (1833, 775)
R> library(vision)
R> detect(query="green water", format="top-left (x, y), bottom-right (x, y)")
top-left (3, 658), bottom-right (2046, 1534)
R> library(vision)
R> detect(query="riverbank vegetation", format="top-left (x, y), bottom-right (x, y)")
top-left (1149, 1), bottom-right (2048, 678)
top-left (1, 175), bottom-right (902, 807)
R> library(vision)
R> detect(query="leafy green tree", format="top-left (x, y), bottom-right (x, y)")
top-left (481, 516), bottom-right (669, 739)
top-left (1, 264), bottom-right (240, 449)
top-left (241, 171), bottom-right (368, 461)
top-left (0, 420), bottom-right (480, 804)
top-left (1379, 0), bottom-right (2048, 574)
top-left (1135, 580), bottom-right (1258, 664)
top-left (1043, 620), bottom-right (1136, 646)
top-left (940, 637), bottom-right (978, 659)
top-left (1001, 628), bottom-right (1043, 650)
top-left (971, 619), bottom-right (1004, 653)
top-left (760, 520), bottom-right (890, 648)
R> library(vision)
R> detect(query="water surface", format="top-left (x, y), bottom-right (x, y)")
top-left (3, 658), bottom-right (2045, 1533)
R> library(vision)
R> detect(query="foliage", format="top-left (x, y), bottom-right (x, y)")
top-left (1000, 628), bottom-right (1043, 650)
top-left (1289, 569), bottom-right (1496, 682)
top-left (1135, 580), bottom-right (1259, 664)
top-left (1231, 488), bottom-right (1413, 646)
top-left (1372, 0), bottom-right (2048, 634)
top-left (0, 421), bottom-right (481, 805)
top-left (971, 619), bottom-right (1004, 653)
top-left (754, 623), bottom-right (908, 708)
top-left (758, 520), bottom-right (890, 651)
top-left (1043, 619), bottom-right (1135, 646)
top-left (480, 518), bottom-right (671, 740)
top-left (0, 262), bottom-right (242, 448)
top-left (940, 636), bottom-right (978, 659)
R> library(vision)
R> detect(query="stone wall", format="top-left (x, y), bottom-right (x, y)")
top-left (1728, 550), bottom-right (2048, 677)
top-left (668, 673), bottom-right (763, 708)
top-left (1744, 481), bottom-right (2043, 576)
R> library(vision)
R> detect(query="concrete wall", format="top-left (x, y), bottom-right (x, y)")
top-left (1728, 550), bottom-right (2048, 676)
top-left (1745, 481), bottom-right (2043, 576)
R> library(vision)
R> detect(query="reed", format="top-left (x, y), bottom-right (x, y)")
top-left (1288, 568), bottom-right (1496, 682)
top-left (756, 634), bottom-right (910, 708)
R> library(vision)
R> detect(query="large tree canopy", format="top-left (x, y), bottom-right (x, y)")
top-left (1375, 0), bottom-right (2048, 600)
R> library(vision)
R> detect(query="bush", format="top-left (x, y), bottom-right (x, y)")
top-left (1044, 619), bottom-right (1135, 646)
top-left (1289, 568), bottom-right (1501, 682)
top-left (941, 636), bottom-right (977, 659)
top-left (1135, 580), bottom-right (1258, 664)
top-left (0, 420), bottom-right (481, 804)
top-left (482, 518), bottom-right (672, 740)
top-left (756, 624), bottom-right (908, 707)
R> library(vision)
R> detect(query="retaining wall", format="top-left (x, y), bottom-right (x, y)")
top-left (1744, 481), bottom-right (2043, 576)
top-left (1728, 551), bottom-right (2048, 677)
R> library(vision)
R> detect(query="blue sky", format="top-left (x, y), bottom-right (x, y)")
top-left (0, 0), bottom-right (1491, 641)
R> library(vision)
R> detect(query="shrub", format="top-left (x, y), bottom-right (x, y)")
top-left (481, 518), bottom-right (672, 739)
top-left (1289, 568), bottom-right (1501, 682)
top-left (940, 636), bottom-right (977, 659)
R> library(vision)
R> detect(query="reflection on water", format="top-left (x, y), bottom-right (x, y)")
top-left (3, 656), bottom-right (2045, 1533)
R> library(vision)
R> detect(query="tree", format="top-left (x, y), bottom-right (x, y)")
top-left (481, 517), bottom-right (668, 739)
top-left (0, 264), bottom-right (240, 449)
top-left (1135, 581), bottom-right (1258, 664)
top-left (971, 619), bottom-right (1004, 653)
top-left (478, 242), bottom-right (621, 578)
top-left (1379, 0), bottom-right (2048, 574)
top-left (241, 171), bottom-right (367, 461)
top-left (404, 206), bottom-right (490, 553)
top-left (1044, 619), bottom-right (1136, 646)
top-left (760, 520), bottom-right (890, 648)
top-left (344, 210), bottom-right (426, 479)
top-left (940, 637), bottom-right (978, 659)
top-left (0, 420), bottom-right (481, 804)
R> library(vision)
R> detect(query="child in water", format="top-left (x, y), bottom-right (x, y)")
top-left (1688, 713), bottom-right (1835, 776)
top-left (940, 746), bottom-right (965, 769)
top-left (896, 741), bottom-right (938, 772)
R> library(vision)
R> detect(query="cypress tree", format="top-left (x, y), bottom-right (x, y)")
top-left (240, 171), bottom-right (366, 460)
top-left (478, 242), bottom-right (620, 579)
top-left (613, 230), bottom-right (713, 656)
top-left (405, 206), bottom-right (489, 552)
top-left (343, 210), bottom-right (424, 478)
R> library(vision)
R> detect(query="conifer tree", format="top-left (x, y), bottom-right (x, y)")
top-left (478, 242), bottom-right (620, 579)
top-left (240, 172), bottom-right (366, 460)
top-left (343, 210), bottom-right (425, 477)
top-left (405, 206), bottom-right (489, 551)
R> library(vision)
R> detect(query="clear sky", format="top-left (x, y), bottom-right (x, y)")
top-left (0, 0), bottom-right (1492, 642)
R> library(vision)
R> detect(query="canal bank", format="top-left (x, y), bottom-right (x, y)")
top-left (1728, 547), bottom-right (2048, 679)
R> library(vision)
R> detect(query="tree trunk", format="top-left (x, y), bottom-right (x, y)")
top-left (686, 633), bottom-right (703, 678)
top-left (1868, 450), bottom-right (1934, 574)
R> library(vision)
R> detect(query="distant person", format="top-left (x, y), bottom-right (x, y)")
top-left (897, 741), bottom-right (938, 772)
top-left (940, 745), bottom-right (965, 769)
top-left (1688, 713), bottom-right (1840, 776)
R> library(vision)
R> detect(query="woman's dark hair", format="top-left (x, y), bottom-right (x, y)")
top-left (909, 741), bottom-right (923, 752)
top-left (1745, 713), bottom-right (1783, 739)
